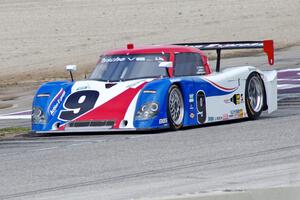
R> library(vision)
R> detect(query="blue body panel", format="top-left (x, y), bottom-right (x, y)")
top-left (133, 76), bottom-right (235, 129)
top-left (32, 81), bottom-right (74, 132)
top-left (134, 78), bottom-right (172, 129)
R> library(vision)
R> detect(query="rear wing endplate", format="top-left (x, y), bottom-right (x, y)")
top-left (174, 40), bottom-right (274, 72)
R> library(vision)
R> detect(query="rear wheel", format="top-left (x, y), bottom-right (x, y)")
top-left (167, 85), bottom-right (184, 130)
top-left (245, 72), bottom-right (265, 120)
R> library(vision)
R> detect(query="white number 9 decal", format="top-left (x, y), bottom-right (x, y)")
top-left (59, 90), bottom-right (99, 121)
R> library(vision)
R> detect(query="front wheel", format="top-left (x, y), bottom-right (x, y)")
top-left (167, 85), bottom-right (184, 130)
top-left (245, 72), bottom-right (265, 120)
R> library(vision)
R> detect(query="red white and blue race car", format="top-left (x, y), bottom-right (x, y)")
top-left (31, 40), bottom-right (277, 134)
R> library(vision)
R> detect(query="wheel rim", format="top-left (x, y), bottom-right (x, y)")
top-left (169, 87), bottom-right (184, 126)
top-left (247, 76), bottom-right (263, 112)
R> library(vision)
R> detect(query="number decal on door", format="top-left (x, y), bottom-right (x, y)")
top-left (196, 90), bottom-right (206, 124)
top-left (59, 90), bottom-right (99, 121)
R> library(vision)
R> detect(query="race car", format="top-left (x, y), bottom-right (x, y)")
top-left (31, 40), bottom-right (277, 134)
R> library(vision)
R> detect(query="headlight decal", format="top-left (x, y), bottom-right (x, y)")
top-left (135, 102), bottom-right (159, 120)
top-left (32, 107), bottom-right (46, 124)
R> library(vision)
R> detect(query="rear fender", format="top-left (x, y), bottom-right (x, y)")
top-left (260, 70), bottom-right (278, 113)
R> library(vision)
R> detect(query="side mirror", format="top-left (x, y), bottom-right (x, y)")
top-left (159, 61), bottom-right (173, 68)
top-left (66, 65), bottom-right (77, 72)
top-left (65, 65), bottom-right (77, 82)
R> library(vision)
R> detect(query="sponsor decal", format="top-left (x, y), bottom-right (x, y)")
top-left (101, 56), bottom-right (165, 63)
top-left (189, 94), bottom-right (194, 109)
top-left (215, 116), bottom-right (223, 121)
top-left (233, 94), bottom-right (241, 105)
top-left (230, 109), bottom-right (244, 118)
top-left (230, 109), bottom-right (239, 115)
top-left (223, 113), bottom-right (229, 120)
top-left (37, 93), bottom-right (50, 98)
top-left (207, 116), bottom-right (223, 122)
top-left (241, 94), bottom-right (244, 102)
top-left (208, 117), bottom-right (214, 122)
top-left (101, 57), bottom-right (126, 63)
top-left (159, 118), bottom-right (168, 124)
top-left (239, 109), bottom-right (244, 118)
top-left (225, 94), bottom-right (244, 105)
top-left (190, 113), bottom-right (195, 119)
top-left (48, 89), bottom-right (66, 116)
top-left (143, 90), bottom-right (156, 94)
top-left (128, 57), bottom-right (136, 61)
top-left (136, 57), bottom-right (146, 61)
top-left (189, 94), bottom-right (194, 103)
top-left (192, 43), bottom-right (263, 50)
top-left (196, 66), bottom-right (205, 75)
top-left (189, 104), bottom-right (194, 110)
top-left (76, 85), bottom-right (90, 91)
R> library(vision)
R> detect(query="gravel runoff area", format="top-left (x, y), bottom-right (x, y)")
top-left (0, 0), bottom-right (299, 86)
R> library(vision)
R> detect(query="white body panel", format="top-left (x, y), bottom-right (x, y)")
top-left (59, 78), bottom-right (153, 128)
top-left (71, 79), bottom-right (150, 109)
top-left (261, 70), bottom-right (277, 113)
top-left (201, 66), bottom-right (277, 123)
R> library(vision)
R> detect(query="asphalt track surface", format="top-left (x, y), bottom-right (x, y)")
top-left (0, 47), bottom-right (300, 200)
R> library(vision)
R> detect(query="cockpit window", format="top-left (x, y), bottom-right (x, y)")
top-left (174, 52), bottom-right (205, 76)
top-left (89, 54), bottom-right (169, 82)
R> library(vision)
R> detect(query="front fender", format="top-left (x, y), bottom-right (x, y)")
top-left (134, 78), bottom-right (172, 129)
top-left (133, 77), bottom-right (195, 129)
top-left (32, 81), bottom-right (73, 131)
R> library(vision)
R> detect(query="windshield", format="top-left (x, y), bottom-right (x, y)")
top-left (89, 54), bottom-right (169, 82)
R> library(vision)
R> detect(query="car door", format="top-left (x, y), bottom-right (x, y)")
top-left (173, 52), bottom-right (207, 126)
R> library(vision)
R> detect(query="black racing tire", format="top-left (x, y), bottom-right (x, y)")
top-left (245, 72), bottom-right (265, 120)
top-left (167, 85), bottom-right (184, 130)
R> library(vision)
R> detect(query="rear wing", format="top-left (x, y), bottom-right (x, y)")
top-left (174, 40), bottom-right (274, 72)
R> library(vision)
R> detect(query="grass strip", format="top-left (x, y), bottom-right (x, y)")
top-left (0, 127), bottom-right (29, 138)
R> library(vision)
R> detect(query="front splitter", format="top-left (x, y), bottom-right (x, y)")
top-left (30, 127), bottom-right (166, 135)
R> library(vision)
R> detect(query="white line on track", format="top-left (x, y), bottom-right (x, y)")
top-left (36, 146), bottom-right (58, 151)
top-left (0, 115), bottom-right (31, 119)
top-left (277, 68), bottom-right (300, 72)
top-left (1, 110), bottom-right (31, 115)
top-left (278, 79), bottom-right (300, 81)
top-left (277, 68), bottom-right (300, 91)
top-left (277, 84), bottom-right (300, 89)
top-left (0, 109), bottom-right (31, 119)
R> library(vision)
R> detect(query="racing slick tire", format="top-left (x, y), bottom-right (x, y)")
top-left (245, 72), bottom-right (265, 120)
top-left (167, 85), bottom-right (184, 130)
